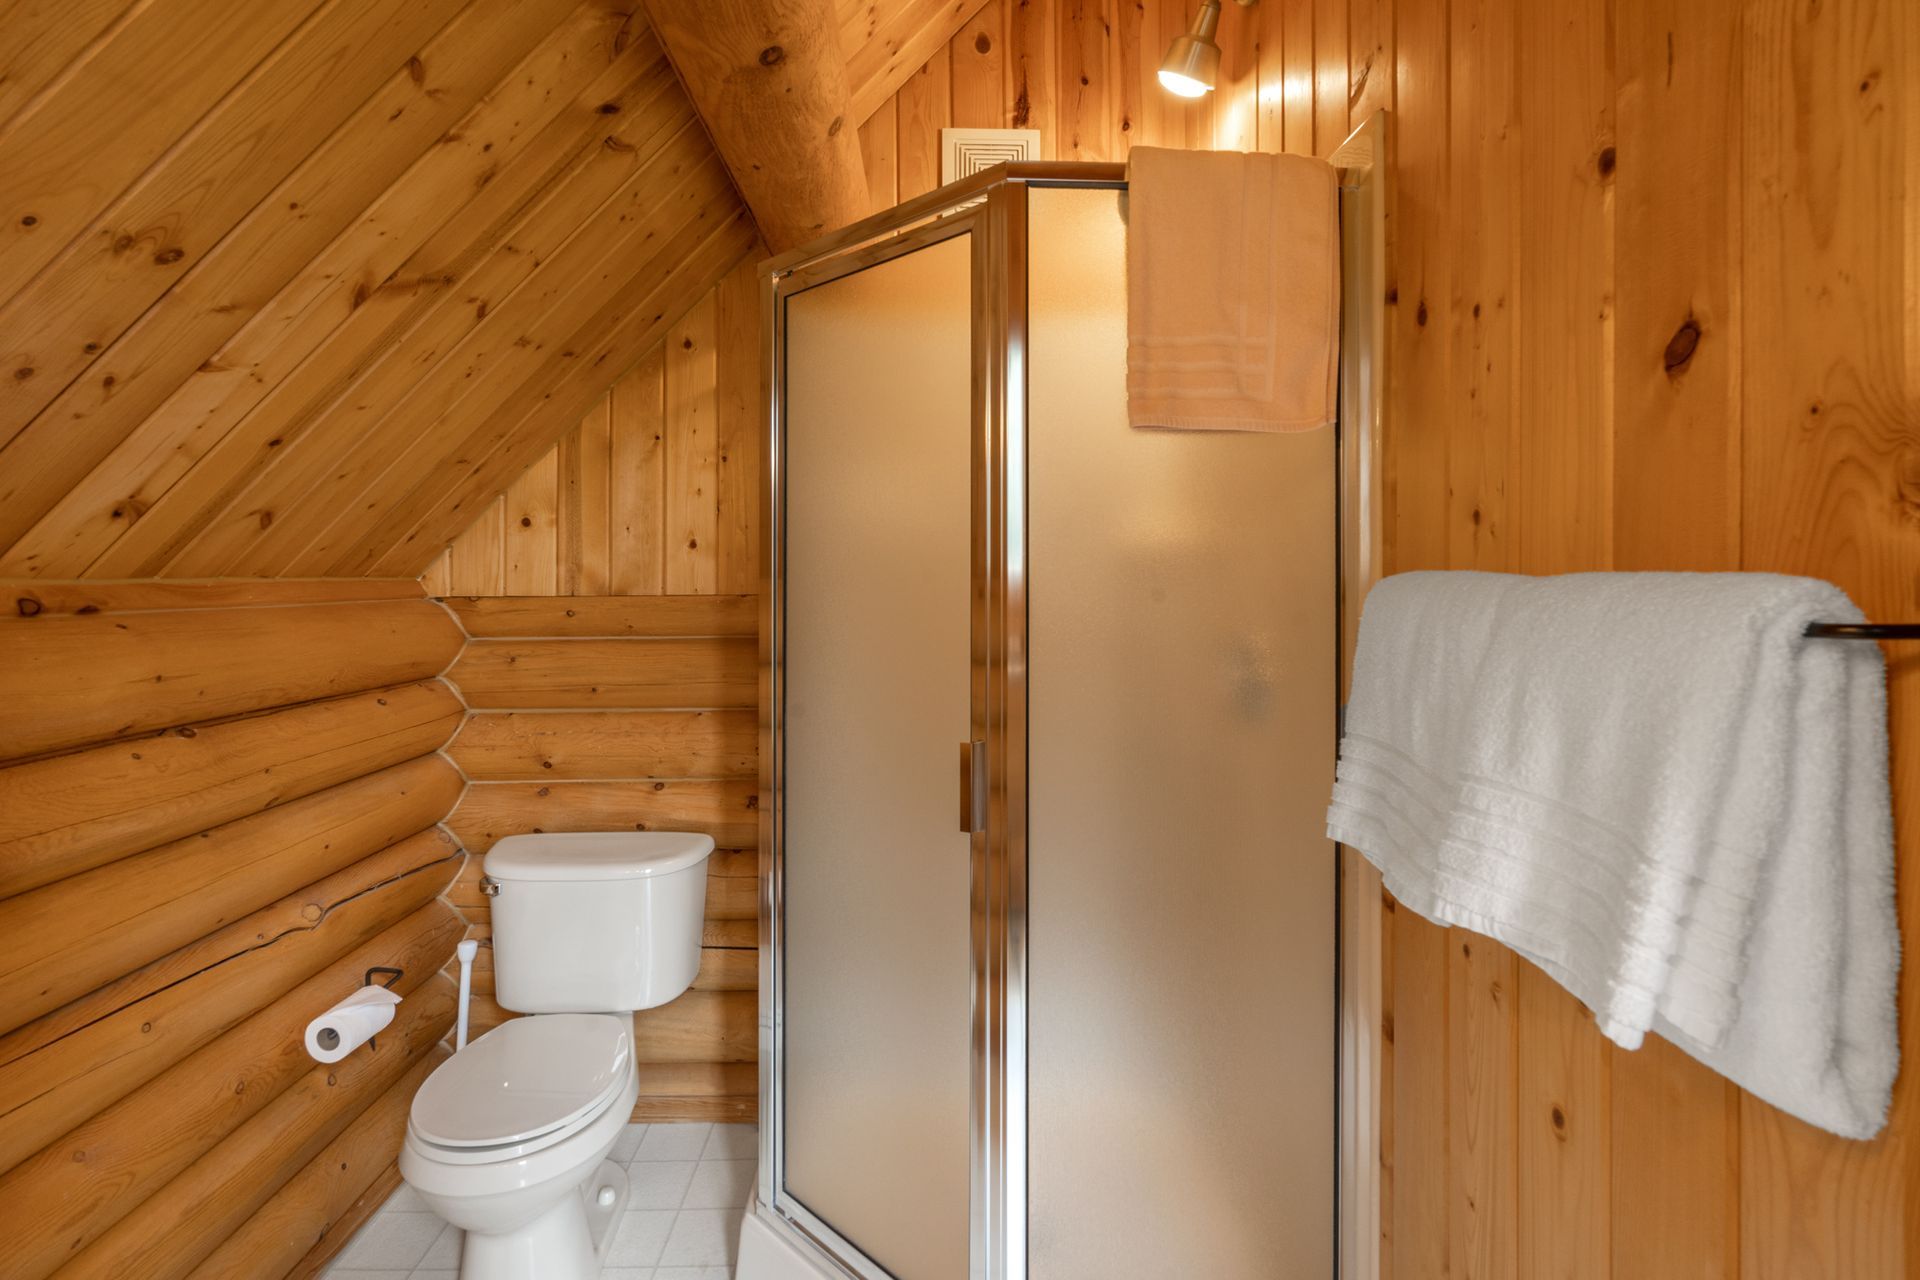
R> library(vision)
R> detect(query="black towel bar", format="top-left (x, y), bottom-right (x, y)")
top-left (1804, 623), bottom-right (1920, 640)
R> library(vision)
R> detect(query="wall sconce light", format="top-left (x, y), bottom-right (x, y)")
top-left (1158, 0), bottom-right (1257, 98)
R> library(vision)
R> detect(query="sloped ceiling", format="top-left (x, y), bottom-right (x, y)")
top-left (0, 0), bottom-right (984, 581)
top-left (0, 0), bottom-right (754, 579)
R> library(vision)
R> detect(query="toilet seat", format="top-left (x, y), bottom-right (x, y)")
top-left (409, 1013), bottom-right (633, 1164)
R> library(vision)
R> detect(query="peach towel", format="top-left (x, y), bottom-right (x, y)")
top-left (1125, 146), bottom-right (1339, 432)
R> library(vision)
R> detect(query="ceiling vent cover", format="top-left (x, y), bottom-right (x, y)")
top-left (941, 128), bottom-right (1044, 184)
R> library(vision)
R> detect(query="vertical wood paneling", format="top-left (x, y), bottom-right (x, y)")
top-left (1312, 0), bottom-right (1349, 152)
top-left (1059, 0), bottom-right (1115, 160)
top-left (1608, 3), bottom-right (1745, 1273)
top-left (559, 397), bottom-right (612, 594)
top-left (611, 351), bottom-right (668, 596)
top-left (446, 496), bottom-right (506, 596)
top-left (1448, 935), bottom-right (1517, 1280)
top-left (1006, 0), bottom-right (1059, 150)
top-left (664, 292), bottom-right (719, 595)
top-left (714, 258), bottom-right (762, 596)
top-left (1444, 0), bottom-right (1515, 571)
top-left (1735, 0), bottom-right (1913, 1275)
top-left (952, 0), bottom-right (1009, 130)
top-left (1516, 972), bottom-right (1610, 1280)
top-left (862, 96), bottom-right (901, 210)
top-left (1511, 0), bottom-right (1615, 575)
top-left (503, 450), bottom-right (558, 596)
top-left (896, 47), bottom-right (954, 198)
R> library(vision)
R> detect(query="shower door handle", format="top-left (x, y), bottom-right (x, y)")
top-left (959, 739), bottom-right (988, 834)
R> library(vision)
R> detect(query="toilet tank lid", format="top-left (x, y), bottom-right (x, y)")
top-left (484, 832), bottom-right (716, 881)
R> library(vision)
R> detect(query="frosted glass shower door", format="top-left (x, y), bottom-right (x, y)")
top-left (777, 231), bottom-right (975, 1280)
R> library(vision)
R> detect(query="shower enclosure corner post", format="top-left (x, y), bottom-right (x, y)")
top-left (975, 177), bottom-right (1031, 1280)
top-left (756, 251), bottom-right (783, 1222)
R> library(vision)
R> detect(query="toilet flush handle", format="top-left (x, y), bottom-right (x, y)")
top-left (479, 876), bottom-right (501, 897)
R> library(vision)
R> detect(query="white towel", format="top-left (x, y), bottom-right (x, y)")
top-left (1327, 570), bottom-right (1899, 1138)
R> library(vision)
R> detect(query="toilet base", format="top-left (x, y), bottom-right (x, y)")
top-left (583, 1159), bottom-right (629, 1256)
top-left (458, 1159), bottom-right (628, 1280)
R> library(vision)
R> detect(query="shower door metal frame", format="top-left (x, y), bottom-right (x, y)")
top-left (758, 164), bottom-right (1125, 1280)
top-left (755, 141), bottom-right (1385, 1280)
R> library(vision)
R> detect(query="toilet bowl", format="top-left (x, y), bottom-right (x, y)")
top-left (401, 1013), bottom-right (639, 1280)
top-left (399, 831), bottom-right (715, 1279)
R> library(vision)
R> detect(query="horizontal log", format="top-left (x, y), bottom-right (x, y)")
top-left (448, 708), bottom-right (755, 781)
top-left (633, 1093), bottom-right (755, 1123)
top-left (446, 636), bottom-right (755, 709)
top-left (193, 1070), bottom-right (426, 1280)
top-left (0, 680), bottom-right (463, 897)
top-left (448, 779), bottom-right (759, 852)
top-left (469, 987), bottom-right (755, 1064)
top-left (706, 918), bottom-right (757, 948)
top-left (634, 1060), bottom-right (758, 1099)
top-left (0, 906), bottom-right (460, 1278)
top-left (1, 578), bottom-right (424, 619)
top-left (441, 593), bottom-right (757, 637)
top-left (0, 598), bottom-right (464, 761)
top-left (0, 849), bottom-right (459, 1177)
top-left (60, 979), bottom-right (458, 1280)
top-left (287, 1162), bottom-right (406, 1280)
top-left (0, 829), bottom-right (458, 1070)
top-left (0, 757), bottom-right (461, 1033)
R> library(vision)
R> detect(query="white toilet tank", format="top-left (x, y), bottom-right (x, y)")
top-left (483, 832), bottom-right (714, 1013)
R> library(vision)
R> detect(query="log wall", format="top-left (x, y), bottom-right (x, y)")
top-left (0, 579), bottom-right (468, 1280)
top-left (438, 594), bottom-right (761, 1122)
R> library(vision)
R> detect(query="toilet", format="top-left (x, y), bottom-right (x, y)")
top-left (400, 831), bottom-right (714, 1280)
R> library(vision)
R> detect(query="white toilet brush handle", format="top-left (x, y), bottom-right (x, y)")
top-left (455, 938), bottom-right (478, 1050)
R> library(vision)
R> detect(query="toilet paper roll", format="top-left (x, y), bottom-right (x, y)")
top-left (305, 986), bottom-right (401, 1063)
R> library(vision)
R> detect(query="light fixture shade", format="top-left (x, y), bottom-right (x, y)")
top-left (1158, 0), bottom-right (1223, 97)
top-left (1157, 35), bottom-right (1220, 97)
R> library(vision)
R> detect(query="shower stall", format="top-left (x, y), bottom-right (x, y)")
top-left (749, 133), bottom-right (1386, 1280)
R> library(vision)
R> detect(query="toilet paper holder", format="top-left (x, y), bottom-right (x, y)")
top-left (349, 967), bottom-right (403, 1051)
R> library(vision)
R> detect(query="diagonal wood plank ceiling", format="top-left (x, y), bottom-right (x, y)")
top-left (0, 0), bottom-right (979, 580)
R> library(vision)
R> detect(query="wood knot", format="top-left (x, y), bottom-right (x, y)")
top-left (759, 44), bottom-right (785, 67)
top-left (257, 510), bottom-right (273, 529)
top-left (827, 115), bottom-right (844, 137)
top-left (1551, 1104), bottom-right (1567, 1135)
top-left (520, 515), bottom-right (532, 527)
top-left (19, 214), bottom-right (36, 227)
top-left (153, 246), bottom-right (185, 265)
top-left (13, 366), bottom-right (32, 380)
top-left (1415, 299), bottom-right (1428, 327)
top-left (15, 597), bottom-right (42, 617)
top-left (976, 33), bottom-right (992, 54)
top-left (598, 102), bottom-right (619, 114)
top-left (1663, 314), bottom-right (1701, 376)
top-left (1597, 145), bottom-right (1616, 178)
top-left (407, 56), bottom-right (426, 85)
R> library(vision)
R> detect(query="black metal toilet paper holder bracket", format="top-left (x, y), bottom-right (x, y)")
top-left (360, 967), bottom-right (403, 1049)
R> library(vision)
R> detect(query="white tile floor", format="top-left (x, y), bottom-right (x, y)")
top-left (325, 1123), bottom-right (755, 1280)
